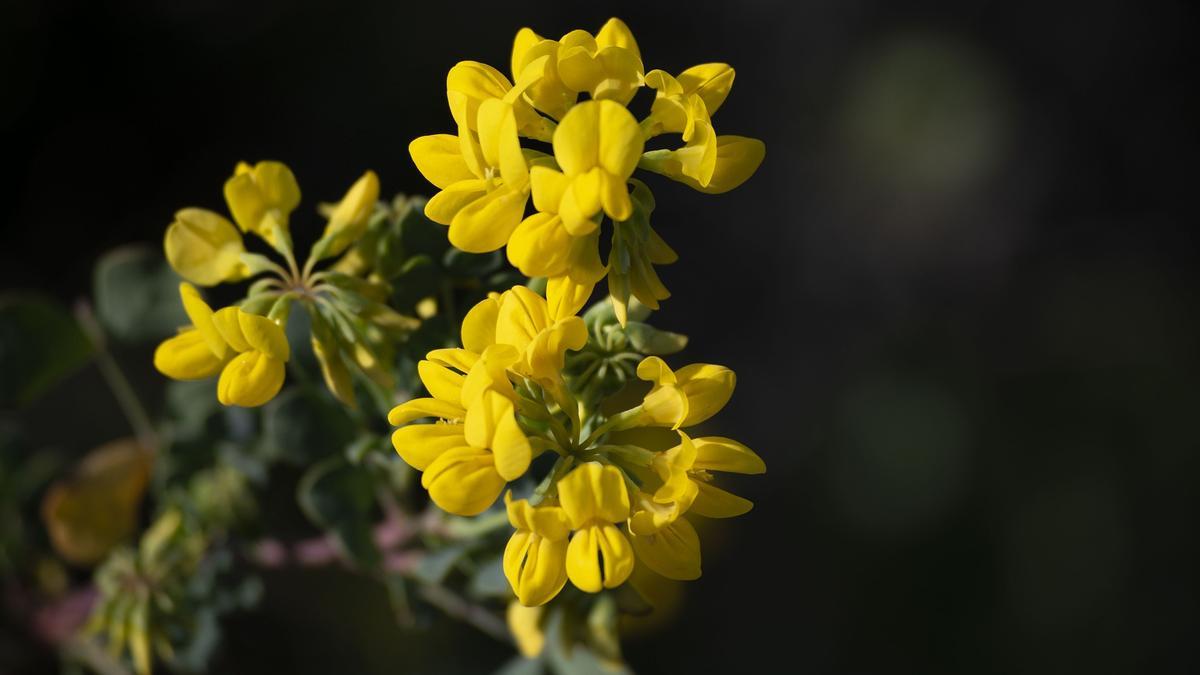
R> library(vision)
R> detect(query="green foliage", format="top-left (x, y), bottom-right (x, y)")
top-left (296, 456), bottom-right (380, 568)
top-left (0, 294), bottom-right (92, 406)
top-left (93, 246), bottom-right (187, 343)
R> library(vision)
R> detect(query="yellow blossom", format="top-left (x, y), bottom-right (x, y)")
top-left (639, 66), bottom-right (764, 193)
top-left (446, 59), bottom-right (556, 141)
top-left (411, 99), bottom-right (546, 253)
top-left (558, 462), bottom-right (635, 593)
top-left (163, 208), bottom-right (249, 286)
top-left (554, 18), bottom-right (644, 105)
top-left (388, 345), bottom-right (533, 516)
top-left (537, 99), bottom-right (644, 235)
top-left (503, 492), bottom-right (571, 606)
top-left (222, 160), bottom-right (301, 249)
top-left (629, 517), bottom-right (702, 581)
top-left (153, 283), bottom-right (289, 408)
top-left (318, 170), bottom-right (380, 258)
top-left (633, 356), bottom-right (736, 429)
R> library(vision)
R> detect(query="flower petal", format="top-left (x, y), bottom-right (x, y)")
top-left (216, 351), bottom-right (285, 407)
top-left (448, 187), bottom-right (528, 253)
top-left (424, 180), bottom-right (488, 225)
top-left (461, 294), bottom-right (500, 353)
top-left (421, 446), bottom-right (505, 516)
top-left (164, 208), bottom-right (247, 286)
top-left (677, 63), bottom-right (735, 115)
top-left (410, 135), bottom-right (477, 189)
top-left (418, 360), bottom-right (465, 404)
top-left (387, 398), bottom-right (466, 426)
top-left (630, 518), bottom-right (701, 580)
top-left (690, 481), bottom-right (753, 518)
top-left (391, 423), bottom-right (466, 471)
top-left (153, 330), bottom-right (225, 380)
top-left (691, 436), bottom-right (766, 474)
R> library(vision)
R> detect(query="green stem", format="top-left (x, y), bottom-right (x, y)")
top-left (75, 302), bottom-right (158, 450)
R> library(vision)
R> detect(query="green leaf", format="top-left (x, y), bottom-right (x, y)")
top-left (621, 322), bottom-right (688, 356)
top-left (443, 248), bottom-right (503, 277)
top-left (412, 542), bottom-right (470, 586)
top-left (0, 294), bottom-right (93, 406)
top-left (93, 245), bottom-right (187, 342)
top-left (260, 387), bottom-right (357, 466)
top-left (495, 657), bottom-right (544, 675)
top-left (296, 456), bottom-right (380, 568)
top-left (467, 556), bottom-right (511, 599)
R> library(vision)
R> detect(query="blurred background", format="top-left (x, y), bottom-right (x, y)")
top-left (2, 0), bottom-right (1196, 673)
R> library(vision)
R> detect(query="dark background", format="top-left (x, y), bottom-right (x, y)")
top-left (3, 0), bottom-right (1197, 673)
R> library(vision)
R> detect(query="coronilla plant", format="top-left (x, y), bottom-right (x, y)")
top-left (3, 17), bottom-right (764, 675)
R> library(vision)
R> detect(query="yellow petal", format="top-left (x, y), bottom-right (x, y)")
top-left (556, 30), bottom-right (603, 94)
top-left (596, 99), bottom-right (644, 178)
top-left (691, 436), bottom-right (766, 474)
top-left (636, 357), bottom-right (677, 386)
top-left (506, 602), bottom-right (547, 656)
top-left (153, 330), bottom-right (225, 380)
top-left (461, 344), bottom-right (520, 405)
top-left (529, 166), bottom-right (569, 214)
top-left (546, 275), bottom-right (593, 321)
top-left (559, 170), bottom-right (603, 235)
top-left (553, 100), bottom-right (599, 174)
top-left (526, 317), bottom-right (587, 382)
top-left (163, 208), bottom-right (247, 286)
top-left (630, 518), bottom-right (701, 580)
top-left (558, 462), bottom-right (631, 528)
top-left (677, 63), bottom-right (735, 115)
top-left (598, 171), bottom-right (632, 222)
top-left (216, 351), bottom-right (285, 407)
top-left (505, 533), bottom-right (569, 607)
top-left (641, 385), bottom-right (689, 429)
top-left (211, 307), bottom-right (250, 352)
top-left (391, 423), bottom-right (466, 471)
top-left (507, 213), bottom-right (572, 278)
top-left (642, 135), bottom-right (765, 194)
top-left (223, 161), bottom-right (300, 243)
top-left (178, 283), bottom-right (227, 360)
top-left (566, 523), bottom-right (634, 592)
top-left (418, 360), bottom-right (465, 404)
top-left (448, 187), bottom-right (528, 253)
top-left (321, 170), bottom-right (380, 255)
top-left (461, 295), bottom-right (500, 353)
top-left (676, 363), bottom-right (736, 427)
top-left (594, 18), bottom-right (640, 60)
top-left (421, 446), bottom-right (505, 516)
top-left (237, 311), bottom-right (289, 361)
top-left (690, 481), bottom-right (753, 518)
top-left (387, 397), bottom-right (466, 426)
top-left (476, 98), bottom-right (528, 189)
top-left (511, 28), bottom-right (544, 82)
top-left (464, 390), bottom-right (530, 481)
top-left (505, 492), bottom-right (571, 539)
top-left (410, 135), bottom-right (477, 189)
top-left (496, 286), bottom-right (550, 352)
top-left (425, 347), bottom-right (479, 374)
top-left (591, 46), bottom-right (644, 106)
top-left (424, 179), bottom-right (488, 225)
top-left (446, 61), bottom-right (512, 130)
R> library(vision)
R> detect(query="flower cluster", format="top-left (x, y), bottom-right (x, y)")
top-left (410, 18), bottom-right (765, 325)
top-left (154, 160), bottom-right (417, 408)
top-left (390, 291), bottom-right (764, 606)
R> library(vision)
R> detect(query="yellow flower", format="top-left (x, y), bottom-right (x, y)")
top-left (411, 99), bottom-right (546, 253)
top-left (536, 99), bottom-right (644, 236)
top-left (318, 170), bottom-right (380, 258)
top-left (222, 160), bottom-right (301, 249)
top-left (388, 345), bottom-right (533, 516)
top-left (153, 283), bottom-right (289, 408)
top-left (446, 59), bottom-right (556, 141)
top-left (163, 208), bottom-right (249, 286)
top-left (639, 66), bottom-right (765, 194)
top-left (633, 356), bottom-right (736, 429)
top-left (460, 286), bottom-right (588, 390)
top-left (641, 431), bottom-right (764, 524)
top-left (511, 29), bottom-right (577, 120)
top-left (554, 18), bottom-right (644, 106)
top-left (503, 492), bottom-right (571, 606)
top-left (558, 462), bottom-right (635, 593)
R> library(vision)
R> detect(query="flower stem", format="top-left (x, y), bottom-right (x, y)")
top-left (74, 302), bottom-right (158, 451)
